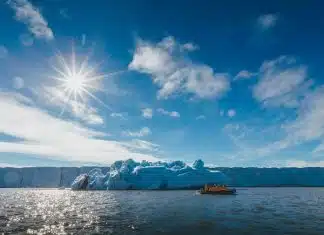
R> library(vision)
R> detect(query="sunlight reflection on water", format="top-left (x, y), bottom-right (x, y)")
top-left (0, 189), bottom-right (119, 234)
top-left (0, 188), bottom-right (324, 235)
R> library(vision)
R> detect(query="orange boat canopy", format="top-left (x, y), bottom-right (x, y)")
top-left (204, 184), bottom-right (229, 192)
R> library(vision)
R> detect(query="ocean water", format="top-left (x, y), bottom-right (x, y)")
top-left (0, 188), bottom-right (323, 235)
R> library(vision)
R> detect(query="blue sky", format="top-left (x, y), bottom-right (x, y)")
top-left (1, 0), bottom-right (324, 167)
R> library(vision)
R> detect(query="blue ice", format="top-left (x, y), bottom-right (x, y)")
top-left (71, 159), bottom-right (229, 190)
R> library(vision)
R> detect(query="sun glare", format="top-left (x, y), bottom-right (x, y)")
top-left (64, 74), bottom-right (86, 93)
top-left (49, 47), bottom-right (114, 115)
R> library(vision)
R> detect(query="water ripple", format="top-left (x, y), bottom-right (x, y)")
top-left (0, 188), bottom-right (324, 234)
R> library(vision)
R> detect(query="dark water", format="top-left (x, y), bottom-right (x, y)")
top-left (0, 188), bottom-right (323, 235)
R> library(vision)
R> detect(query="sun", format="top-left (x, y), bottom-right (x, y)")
top-left (64, 74), bottom-right (86, 93)
top-left (49, 47), bottom-right (113, 115)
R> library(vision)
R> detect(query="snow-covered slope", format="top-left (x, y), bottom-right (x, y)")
top-left (0, 162), bottom-right (323, 188)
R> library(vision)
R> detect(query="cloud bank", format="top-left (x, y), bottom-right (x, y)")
top-left (0, 91), bottom-right (158, 164)
top-left (129, 36), bottom-right (230, 100)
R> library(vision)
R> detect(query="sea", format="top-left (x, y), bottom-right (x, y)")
top-left (0, 188), bottom-right (323, 235)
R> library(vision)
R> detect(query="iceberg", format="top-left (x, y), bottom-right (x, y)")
top-left (71, 159), bottom-right (229, 190)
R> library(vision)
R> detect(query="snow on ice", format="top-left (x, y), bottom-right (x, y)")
top-left (71, 159), bottom-right (229, 190)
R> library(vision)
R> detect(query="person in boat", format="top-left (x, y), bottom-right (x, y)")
top-left (200, 183), bottom-right (236, 194)
top-left (205, 184), bottom-right (228, 191)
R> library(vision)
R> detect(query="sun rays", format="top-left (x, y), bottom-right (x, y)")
top-left (49, 46), bottom-right (116, 116)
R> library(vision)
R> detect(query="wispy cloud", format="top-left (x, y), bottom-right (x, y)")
top-left (258, 14), bottom-right (278, 30)
top-left (129, 36), bottom-right (230, 100)
top-left (8, 0), bottom-right (54, 40)
top-left (196, 115), bottom-right (205, 120)
top-left (39, 86), bottom-right (104, 125)
top-left (253, 56), bottom-right (311, 108)
top-left (122, 139), bottom-right (159, 152)
top-left (222, 122), bottom-right (287, 162)
top-left (110, 112), bottom-right (126, 120)
top-left (224, 84), bottom-right (324, 163)
top-left (122, 127), bottom-right (151, 137)
top-left (286, 160), bottom-right (324, 168)
top-left (19, 33), bottom-right (34, 46)
top-left (282, 86), bottom-right (324, 148)
top-left (157, 108), bottom-right (180, 118)
top-left (181, 42), bottom-right (199, 52)
top-left (0, 46), bottom-right (8, 59)
top-left (0, 163), bottom-right (31, 168)
top-left (227, 109), bottom-right (236, 118)
top-left (234, 70), bottom-right (257, 80)
top-left (0, 91), bottom-right (158, 163)
top-left (142, 108), bottom-right (153, 119)
top-left (12, 76), bottom-right (24, 90)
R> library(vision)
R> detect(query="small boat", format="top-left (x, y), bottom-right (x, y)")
top-left (198, 184), bottom-right (236, 195)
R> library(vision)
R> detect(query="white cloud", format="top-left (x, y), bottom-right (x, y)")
top-left (282, 87), bottom-right (324, 146)
top-left (129, 36), bottom-right (230, 100)
top-left (129, 38), bottom-right (174, 75)
top-left (222, 55), bottom-right (324, 164)
top-left (157, 108), bottom-right (180, 118)
top-left (196, 115), bottom-right (205, 120)
top-left (110, 112), bottom-right (126, 120)
top-left (222, 122), bottom-right (299, 164)
top-left (258, 14), bottom-right (278, 30)
top-left (0, 163), bottom-right (31, 168)
top-left (83, 113), bottom-right (104, 125)
top-left (204, 163), bottom-right (219, 168)
top-left (227, 109), bottom-right (236, 118)
top-left (286, 160), bottom-right (324, 168)
top-left (12, 76), bottom-right (24, 90)
top-left (234, 70), bottom-right (256, 80)
top-left (71, 105), bottom-right (104, 125)
top-left (224, 85), bottom-right (324, 162)
top-left (122, 127), bottom-right (151, 137)
top-left (19, 33), bottom-right (34, 46)
top-left (1, 90), bottom-right (33, 105)
top-left (8, 0), bottom-right (54, 40)
top-left (142, 108), bottom-right (153, 119)
top-left (181, 42), bottom-right (199, 52)
top-left (253, 56), bottom-right (310, 108)
top-left (122, 139), bottom-right (159, 152)
top-left (0, 91), bottom-right (158, 163)
top-left (0, 46), bottom-right (8, 59)
top-left (313, 143), bottom-right (324, 154)
top-left (39, 86), bottom-right (104, 125)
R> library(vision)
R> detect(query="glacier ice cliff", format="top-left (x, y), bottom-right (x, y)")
top-left (1, 161), bottom-right (324, 188)
top-left (0, 166), bottom-right (109, 188)
top-left (71, 159), bottom-right (229, 190)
